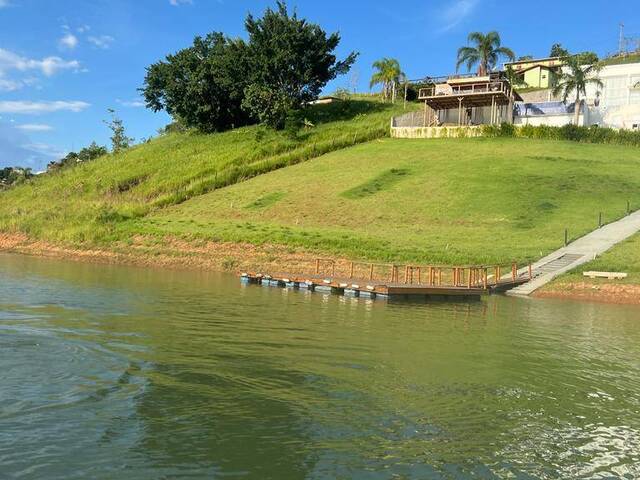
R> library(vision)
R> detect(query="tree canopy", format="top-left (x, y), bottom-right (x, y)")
top-left (369, 58), bottom-right (405, 102)
top-left (142, 2), bottom-right (357, 131)
top-left (553, 55), bottom-right (603, 125)
top-left (456, 31), bottom-right (515, 75)
top-left (142, 33), bottom-right (251, 133)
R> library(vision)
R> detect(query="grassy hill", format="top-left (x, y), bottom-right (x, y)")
top-left (132, 138), bottom-right (640, 265)
top-left (0, 99), bottom-right (406, 243)
top-left (1, 99), bottom-right (640, 270)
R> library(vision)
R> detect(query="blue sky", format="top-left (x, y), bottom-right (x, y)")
top-left (0, 0), bottom-right (638, 170)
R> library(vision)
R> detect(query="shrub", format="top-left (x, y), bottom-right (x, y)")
top-left (481, 122), bottom-right (640, 147)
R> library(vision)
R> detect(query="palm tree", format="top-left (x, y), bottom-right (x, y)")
top-left (370, 58), bottom-right (406, 103)
top-left (552, 55), bottom-right (603, 125)
top-left (456, 31), bottom-right (515, 76)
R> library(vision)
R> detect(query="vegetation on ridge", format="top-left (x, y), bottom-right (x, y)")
top-left (0, 99), bottom-right (407, 242)
top-left (142, 1), bottom-right (357, 131)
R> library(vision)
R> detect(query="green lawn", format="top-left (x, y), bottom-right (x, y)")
top-left (556, 233), bottom-right (640, 285)
top-left (0, 99), bottom-right (407, 243)
top-left (132, 137), bottom-right (640, 265)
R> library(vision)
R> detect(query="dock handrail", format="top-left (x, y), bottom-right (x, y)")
top-left (314, 259), bottom-right (532, 290)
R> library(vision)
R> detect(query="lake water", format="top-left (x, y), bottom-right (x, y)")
top-left (1, 253), bottom-right (640, 479)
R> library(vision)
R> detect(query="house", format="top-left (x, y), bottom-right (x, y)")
top-left (416, 71), bottom-right (521, 126)
top-left (505, 57), bottom-right (565, 89)
top-left (514, 61), bottom-right (640, 129)
top-left (390, 72), bottom-right (522, 138)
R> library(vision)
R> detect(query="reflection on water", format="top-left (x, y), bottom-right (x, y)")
top-left (1, 253), bottom-right (640, 479)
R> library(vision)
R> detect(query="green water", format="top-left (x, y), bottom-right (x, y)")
top-left (1, 253), bottom-right (640, 479)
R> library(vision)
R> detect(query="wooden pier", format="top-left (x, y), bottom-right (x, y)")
top-left (240, 259), bottom-right (531, 300)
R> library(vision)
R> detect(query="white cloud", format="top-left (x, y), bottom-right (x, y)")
top-left (0, 78), bottom-right (23, 91)
top-left (0, 121), bottom-right (65, 169)
top-left (117, 98), bottom-right (145, 108)
top-left (0, 100), bottom-right (90, 115)
top-left (59, 33), bottom-right (79, 50)
top-left (22, 142), bottom-right (65, 158)
top-left (16, 123), bottom-right (54, 132)
top-left (0, 0), bottom-right (10, 8)
top-left (437, 0), bottom-right (480, 33)
top-left (87, 35), bottom-right (114, 49)
top-left (170, 0), bottom-right (193, 5)
top-left (0, 48), bottom-right (81, 77)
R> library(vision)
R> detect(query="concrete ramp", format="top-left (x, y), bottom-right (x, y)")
top-left (507, 210), bottom-right (640, 296)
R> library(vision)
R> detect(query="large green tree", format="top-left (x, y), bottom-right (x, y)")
top-left (456, 31), bottom-right (515, 75)
top-left (142, 33), bottom-right (251, 133)
top-left (241, 2), bottom-right (358, 128)
top-left (369, 58), bottom-right (405, 103)
top-left (553, 55), bottom-right (603, 125)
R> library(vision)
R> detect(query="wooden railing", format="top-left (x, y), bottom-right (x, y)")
top-left (418, 81), bottom-right (511, 100)
top-left (314, 259), bottom-right (531, 290)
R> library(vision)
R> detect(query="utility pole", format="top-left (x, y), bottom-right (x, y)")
top-left (619, 22), bottom-right (625, 55)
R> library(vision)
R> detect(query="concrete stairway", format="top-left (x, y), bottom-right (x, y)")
top-left (507, 210), bottom-right (640, 296)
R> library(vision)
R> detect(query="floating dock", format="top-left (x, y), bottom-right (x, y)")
top-left (240, 259), bottom-right (531, 301)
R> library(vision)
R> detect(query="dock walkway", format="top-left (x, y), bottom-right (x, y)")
top-left (508, 209), bottom-right (640, 296)
top-left (241, 260), bottom-right (530, 300)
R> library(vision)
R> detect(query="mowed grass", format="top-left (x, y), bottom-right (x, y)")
top-left (0, 99), bottom-right (407, 243)
top-left (559, 233), bottom-right (640, 284)
top-left (135, 137), bottom-right (640, 265)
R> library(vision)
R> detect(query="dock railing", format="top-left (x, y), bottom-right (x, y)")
top-left (314, 259), bottom-right (531, 290)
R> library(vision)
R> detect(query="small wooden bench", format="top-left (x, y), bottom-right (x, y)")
top-left (583, 271), bottom-right (628, 280)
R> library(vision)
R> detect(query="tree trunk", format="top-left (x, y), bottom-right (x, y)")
top-left (574, 94), bottom-right (581, 126)
top-left (392, 81), bottom-right (397, 103)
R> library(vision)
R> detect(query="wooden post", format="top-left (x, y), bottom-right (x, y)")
top-left (483, 268), bottom-right (488, 289)
top-left (467, 269), bottom-right (472, 289)
top-left (599, 212), bottom-right (603, 228)
top-left (315, 259), bottom-right (320, 274)
top-left (332, 262), bottom-right (335, 277)
top-left (423, 101), bottom-right (428, 127)
top-left (438, 268), bottom-right (442, 286)
top-left (564, 228), bottom-right (569, 246)
top-left (369, 264), bottom-right (374, 281)
top-left (349, 262), bottom-right (354, 279)
top-left (494, 266), bottom-right (499, 286)
top-left (417, 267), bottom-right (422, 284)
top-left (404, 82), bottom-right (408, 110)
top-left (429, 267), bottom-right (434, 286)
top-left (491, 95), bottom-right (496, 125)
top-left (528, 264), bottom-right (533, 280)
top-left (512, 263), bottom-right (517, 282)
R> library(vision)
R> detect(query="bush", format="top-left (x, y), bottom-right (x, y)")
top-left (481, 122), bottom-right (640, 147)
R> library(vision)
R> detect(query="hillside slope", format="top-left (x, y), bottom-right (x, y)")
top-left (134, 138), bottom-right (640, 265)
top-left (0, 99), bottom-right (405, 242)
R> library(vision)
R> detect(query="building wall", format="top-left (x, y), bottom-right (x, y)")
top-left (513, 62), bottom-right (640, 130)
top-left (514, 113), bottom-right (585, 127)
top-left (523, 67), bottom-right (551, 89)
top-left (390, 126), bottom-right (484, 139)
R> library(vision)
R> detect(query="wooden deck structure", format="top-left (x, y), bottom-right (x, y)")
top-left (416, 72), bottom-right (522, 127)
top-left (240, 259), bottom-right (531, 300)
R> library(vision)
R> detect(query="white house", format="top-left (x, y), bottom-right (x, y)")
top-left (514, 61), bottom-right (640, 130)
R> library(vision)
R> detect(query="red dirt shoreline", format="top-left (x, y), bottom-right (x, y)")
top-left (2, 233), bottom-right (639, 306)
top-left (534, 282), bottom-right (640, 305)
